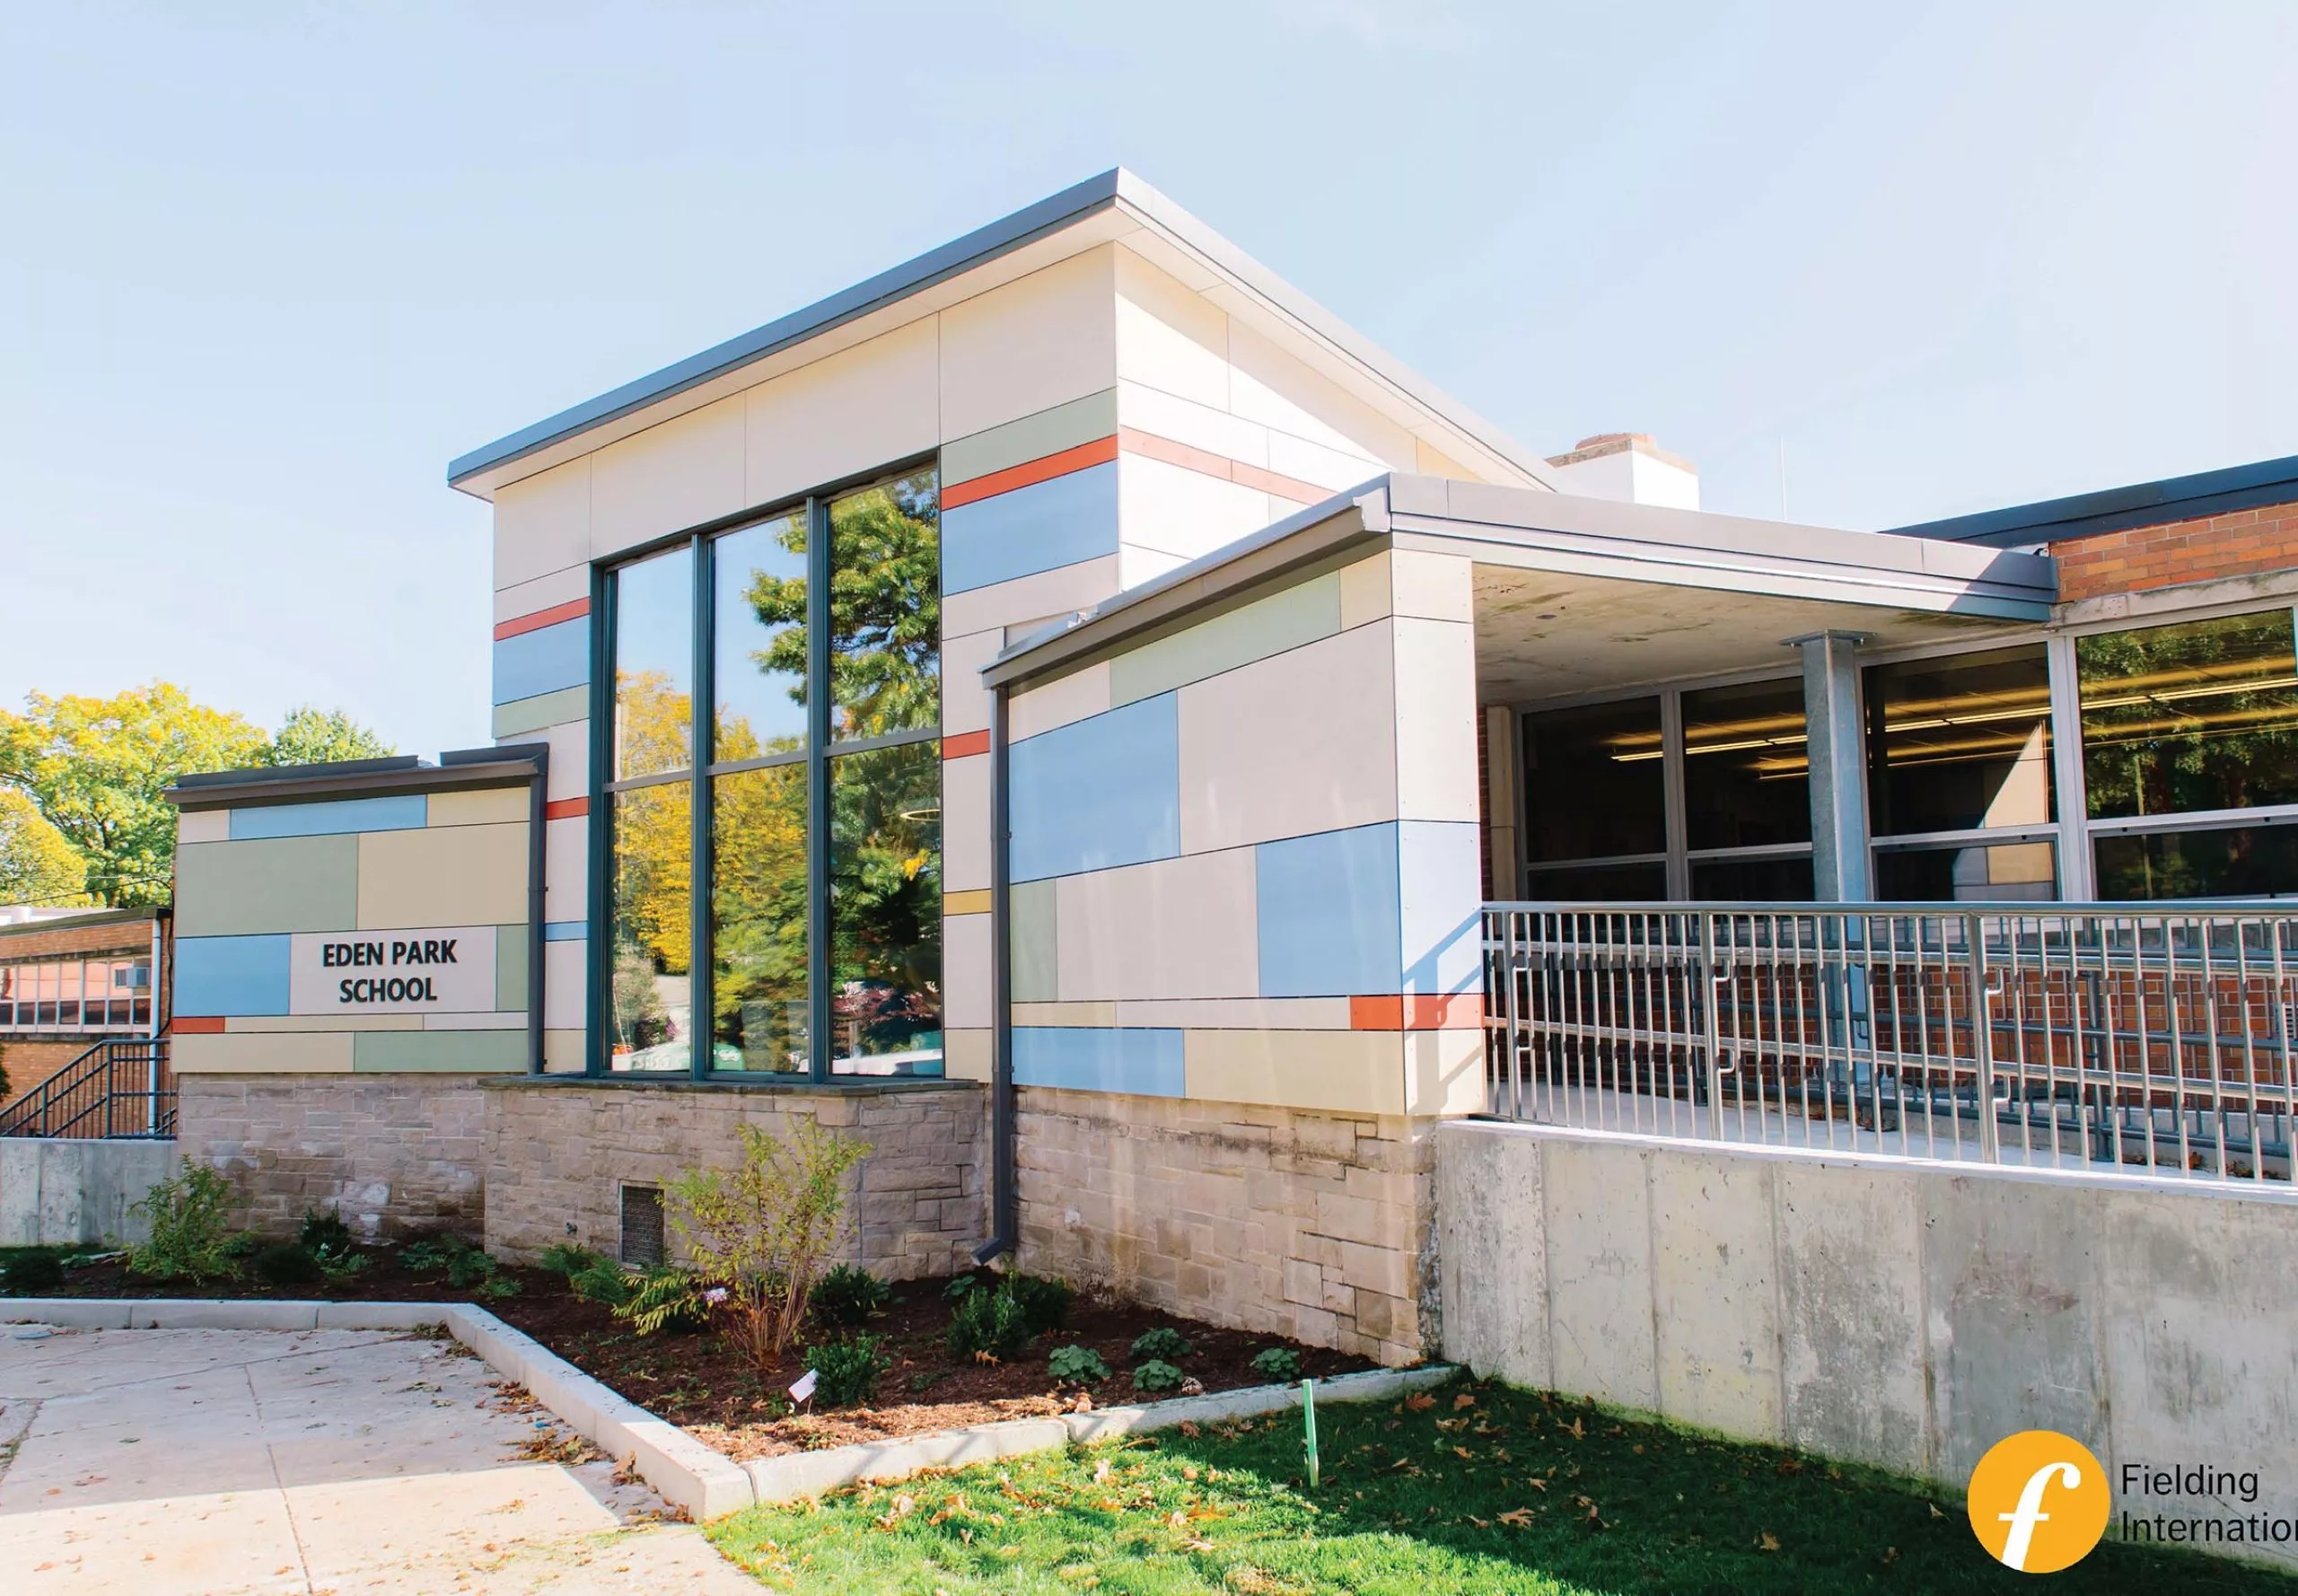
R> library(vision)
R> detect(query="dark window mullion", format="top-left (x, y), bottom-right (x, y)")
top-left (585, 563), bottom-right (615, 1077)
top-left (690, 531), bottom-right (715, 1083)
top-left (805, 495), bottom-right (832, 1083)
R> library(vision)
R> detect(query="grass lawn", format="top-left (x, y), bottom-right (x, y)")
top-left (706, 1375), bottom-right (2292, 1594)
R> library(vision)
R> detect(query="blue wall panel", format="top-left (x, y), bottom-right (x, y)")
top-left (175, 934), bottom-right (293, 1016)
top-left (1255, 823), bottom-right (1402, 996)
top-left (493, 618), bottom-right (592, 706)
top-left (1012, 1027), bottom-right (1185, 1097)
top-left (942, 462), bottom-right (1119, 594)
top-left (1010, 694), bottom-right (1180, 882)
top-left (229, 795), bottom-right (428, 841)
top-left (1399, 820), bottom-right (1484, 995)
top-left (542, 920), bottom-right (588, 942)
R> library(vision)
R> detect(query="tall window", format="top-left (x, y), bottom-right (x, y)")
top-left (602, 467), bottom-right (943, 1077)
top-left (2077, 609), bottom-right (2298, 899)
top-left (1864, 644), bottom-right (2057, 900)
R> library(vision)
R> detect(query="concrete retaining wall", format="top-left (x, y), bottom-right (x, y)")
top-left (1436, 1119), bottom-right (2298, 1566)
top-left (0, 1136), bottom-right (179, 1246)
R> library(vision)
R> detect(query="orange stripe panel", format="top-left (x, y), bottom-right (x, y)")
top-left (172, 1015), bottom-right (226, 1033)
top-left (544, 796), bottom-right (589, 821)
top-left (943, 729), bottom-right (991, 759)
top-left (1349, 994), bottom-right (1485, 1030)
top-left (1117, 427), bottom-right (1331, 505)
top-left (942, 436), bottom-right (1119, 509)
top-left (495, 597), bottom-right (591, 641)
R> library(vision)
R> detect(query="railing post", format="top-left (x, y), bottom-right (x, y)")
top-left (1700, 911), bottom-right (1724, 1139)
top-left (1968, 910), bottom-right (1998, 1162)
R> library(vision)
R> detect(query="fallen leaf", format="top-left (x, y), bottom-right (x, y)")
top-left (1405, 1392), bottom-right (1436, 1412)
top-left (1092, 1460), bottom-right (1113, 1485)
top-left (1453, 1447), bottom-right (1472, 1460)
top-left (1566, 1416), bottom-right (1584, 1440)
top-left (1180, 1421), bottom-right (1199, 1438)
top-left (1467, 1515), bottom-right (1490, 1528)
top-left (1496, 1507), bottom-right (1536, 1527)
top-left (1759, 1532), bottom-right (1782, 1553)
top-left (1882, 1546), bottom-right (1900, 1565)
top-left (1453, 1392), bottom-right (1477, 1411)
top-left (1928, 1504), bottom-right (1945, 1520)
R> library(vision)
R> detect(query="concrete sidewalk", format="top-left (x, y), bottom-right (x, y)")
top-left (0, 1323), bottom-right (759, 1595)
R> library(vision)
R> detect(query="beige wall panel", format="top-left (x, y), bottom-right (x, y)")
top-left (1394, 618), bottom-right (1482, 825)
top-left (1390, 549), bottom-right (1475, 622)
top-left (1014, 1000), bottom-right (1118, 1027)
top-left (1054, 849), bottom-right (1258, 1002)
top-left (1337, 552), bottom-right (1390, 630)
top-left (357, 822), bottom-right (530, 930)
top-left (494, 457), bottom-right (592, 590)
top-left (943, 627), bottom-right (1000, 738)
top-left (942, 555), bottom-right (1119, 638)
top-left (1178, 621), bottom-right (1399, 853)
top-left (943, 753), bottom-right (990, 894)
top-left (224, 1013), bottom-right (421, 1032)
top-left (1116, 380), bottom-right (1268, 467)
top-left (745, 318), bottom-right (939, 508)
top-left (944, 1027), bottom-right (992, 1083)
top-left (939, 247), bottom-right (1118, 441)
top-left (1112, 996), bottom-right (1353, 1030)
top-left (543, 938), bottom-right (586, 1031)
top-left (589, 396), bottom-right (747, 558)
top-left (1404, 1027), bottom-right (1486, 1116)
top-left (1009, 661), bottom-right (1111, 741)
top-left (177, 809), bottom-right (230, 846)
top-left (427, 785), bottom-right (528, 827)
top-left (529, 718), bottom-right (589, 803)
top-left (1227, 321), bottom-right (1417, 467)
top-left (1415, 436), bottom-right (1481, 481)
top-left (1265, 429), bottom-right (1385, 492)
top-left (494, 564), bottom-right (589, 624)
top-left (173, 1031), bottom-right (354, 1074)
top-left (544, 813), bottom-right (586, 925)
top-left (175, 836), bottom-right (357, 936)
top-left (1118, 453), bottom-right (1272, 565)
top-left (1114, 247), bottom-right (1231, 409)
top-left (543, 1026), bottom-right (586, 1074)
top-left (424, 1010), bottom-right (528, 1030)
top-left (944, 908), bottom-right (993, 1030)
top-left (1183, 1028), bottom-right (1404, 1116)
top-left (1118, 545), bottom-right (1188, 590)
top-left (943, 389), bottom-right (1119, 485)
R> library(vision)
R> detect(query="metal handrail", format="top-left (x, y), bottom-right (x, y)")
top-left (0, 1036), bottom-right (174, 1139)
top-left (1483, 900), bottom-right (2298, 1186)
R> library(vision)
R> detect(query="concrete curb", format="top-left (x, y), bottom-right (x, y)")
top-left (0, 1299), bottom-right (1455, 1520)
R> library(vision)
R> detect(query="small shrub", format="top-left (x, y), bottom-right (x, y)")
top-left (538, 1242), bottom-right (606, 1279)
top-left (1128, 1327), bottom-right (1193, 1364)
top-left (946, 1281), bottom-right (1033, 1362)
top-left (445, 1248), bottom-right (497, 1289)
top-left (475, 1275), bottom-right (523, 1301)
top-left (1047, 1344), bottom-right (1110, 1386)
top-left (942, 1273), bottom-right (983, 1302)
top-left (1249, 1346), bottom-right (1302, 1382)
top-left (298, 1208), bottom-right (354, 1255)
top-left (1006, 1273), bottom-right (1074, 1336)
top-left (1132, 1359), bottom-right (1185, 1394)
top-left (399, 1237), bottom-right (460, 1273)
top-left (615, 1267), bottom-right (712, 1336)
top-left (814, 1263), bottom-right (892, 1326)
top-left (317, 1250), bottom-right (372, 1287)
top-left (128, 1160), bottom-right (241, 1282)
top-left (1, 1249), bottom-right (66, 1294)
top-left (569, 1259), bottom-right (636, 1309)
top-left (803, 1331), bottom-right (890, 1407)
top-left (252, 1242), bottom-right (321, 1286)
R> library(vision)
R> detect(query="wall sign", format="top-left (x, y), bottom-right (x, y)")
top-left (287, 925), bottom-right (499, 1015)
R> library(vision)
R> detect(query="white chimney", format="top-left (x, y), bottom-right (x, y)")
top-left (1543, 433), bottom-right (1699, 510)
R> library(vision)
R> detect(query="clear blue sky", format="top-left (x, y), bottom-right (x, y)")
top-left (4, 3), bottom-right (2294, 756)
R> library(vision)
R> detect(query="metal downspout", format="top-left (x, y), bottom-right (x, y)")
top-left (974, 681), bottom-right (1016, 1265)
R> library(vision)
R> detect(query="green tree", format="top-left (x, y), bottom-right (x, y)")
top-left (260, 706), bottom-right (396, 767)
top-left (0, 684), bottom-right (267, 905)
top-left (0, 788), bottom-right (89, 906)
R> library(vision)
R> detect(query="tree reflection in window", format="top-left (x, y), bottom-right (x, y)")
top-left (830, 741), bottom-right (941, 1071)
top-left (2078, 610), bottom-right (2298, 820)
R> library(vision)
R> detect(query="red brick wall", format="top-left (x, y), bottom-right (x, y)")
top-left (2053, 498), bottom-right (2298, 603)
top-left (0, 917), bottom-right (157, 961)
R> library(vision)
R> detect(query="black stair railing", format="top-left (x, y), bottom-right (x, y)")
top-left (0, 1036), bottom-right (174, 1139)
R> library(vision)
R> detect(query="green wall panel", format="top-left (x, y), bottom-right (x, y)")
top-left (1109, 572), bottom-right (1342, 707)
top-left (495, 925), bottom-right (530, 1013)
top-left (174, 836), bottom-right (358, 936)
top-left (1011, 877), bottom-right (1058, 1004)
top-left (492, 685), bottom-right (588, 739)
top-left (352, 1030), bottom-right (526, 1073)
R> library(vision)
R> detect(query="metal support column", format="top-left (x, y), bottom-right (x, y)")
top-left (1793, 630), bottom-right (1871, 901)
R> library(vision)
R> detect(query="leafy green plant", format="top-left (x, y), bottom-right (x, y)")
top-left (1131, 1358), bottom-right (1185, 1394)
top-left (317, 1249), bottom-right (372, 1287)
top-left (664, 1116), bottom-right (867, 1371)
top-left (298, 1207), bottom-right (354, 1255)
top-left (446, 1248), bottom-right (497, 1289)
top-left (399, 1237), bottom-right (460, 1273)
top-left (252, 1241), bottom-right (321, 1285)
top-left (946, 1280), bottom-right (1035, 1362)
top-left (538, 1242), bottom-right (607, 1279)
top-left (1007, 1274), bottom-right (1074, 1336)
top-left (942, 1273), bottom-right (983, 1302)
top-left (615, 1267), bottom-right (713, 1337)
top-left (813, 1263), bottom-right (892, 1326)
top-left (127, 1160), bottom-right (241, 1282)
top-left (0, 1248), bottom-right (66, 1294)
top-left (570, 1259), bottom-right (636, 1308)
top-left (475, 1275), bottom-right (522, 1301)
top-left (803, 1331), bottom-right (890, 1407)
top-left (1047, 1344), bottom-right (1110, 1386)
top-left (1128, 1327), bottom-right (1193, 1364)
top-left (1249, 1346), bottom-right (1301, 1381)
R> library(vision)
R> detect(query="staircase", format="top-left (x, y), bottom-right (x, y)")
top-left (0, 1037), bottom-right (173, 1139)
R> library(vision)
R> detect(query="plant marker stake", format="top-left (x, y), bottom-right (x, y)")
top-left (1302, 1378), bottom-right (1319, 1489)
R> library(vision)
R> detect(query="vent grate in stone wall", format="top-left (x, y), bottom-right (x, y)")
top-left (618, 1184), bottom-right (664, 1267)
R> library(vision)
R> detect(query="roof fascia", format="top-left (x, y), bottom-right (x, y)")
top-left (1890, 452), bottom-right (2298, 548)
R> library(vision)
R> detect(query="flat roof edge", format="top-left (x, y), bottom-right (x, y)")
top-left (1892, 451), bottom-right (2298, 548)
top-left (448, 171), bottom-right (1127, 488)
top-left (167, 747), bottom-right (545, 810)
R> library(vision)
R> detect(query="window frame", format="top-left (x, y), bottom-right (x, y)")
top-left (588, 455), bottom-right (943, 1083)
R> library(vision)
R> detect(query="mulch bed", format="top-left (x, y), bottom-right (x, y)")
top-left (9, 1248), bottom-right (1377, 1461)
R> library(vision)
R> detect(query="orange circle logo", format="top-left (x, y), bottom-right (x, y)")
top-left (1967, 1430), bottom-right (2110, 1573)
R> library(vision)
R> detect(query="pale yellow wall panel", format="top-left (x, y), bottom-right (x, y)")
top-left (1415, 436), bottom-right (1483, 482)
top-left (1394, 617), bottom-right (1482, 825)
top-left (173, 1031), bottom-right (355, 1074)
top-left (177, 809), bottom-right (230, 845)
top-left (944, 1028), bottom-right (992, 1083)
top-left (589, 396), bottom-right (747, 558)
top-left (944, 889), bottom-right (992, 916)
top-left (1010, 661), bottom-right (1111, 741)
top-left (940, 247), bottom-right (1118, 441)
top-left (357, 822), bottom-right (530, 930)
top-left (1114, 246), bottom-right (1230, 409)
top-left (1055, 850), bottom-right (1258, 1002)
top-left (1405, 1027), bottom-right (1486, 1117)
top-left (494, 457), bottom-right (592, 591)
top-left (1265, 428), bottom-right (1386, 492)
top-left (225, 1013), bottom-right (422, 1032)
top-left (1184, 1028), bottom-right (1404, 1116)
top-left (544, 1027), bottom-right (587, 1074)
top-left (528, 719), bottom-right (589, 804)
top-left (427, 786), bottom-right (529, 828)
top-left (745, 318), bottom-right (939, 508)
top-left (1112, 997), bottom-right (1353, 1030)
top-left (1014, 1001), bottom-right (1118, 1027)
top-left (1338, 553), bottom-right (1391, 630)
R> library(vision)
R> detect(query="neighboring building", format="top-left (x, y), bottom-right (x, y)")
top-left (0, 905), bottom-right (167, 1114)
top-left (145, 170), bottom-right (2298, 1372)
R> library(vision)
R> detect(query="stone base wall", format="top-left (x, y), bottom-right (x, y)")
top-left (481, 1078), bottom-right (987, 1281)
top-left (177, 1074), bottom-right (487, 1238)
top-left (1013, 1086), bottom-right (1436, 1367)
